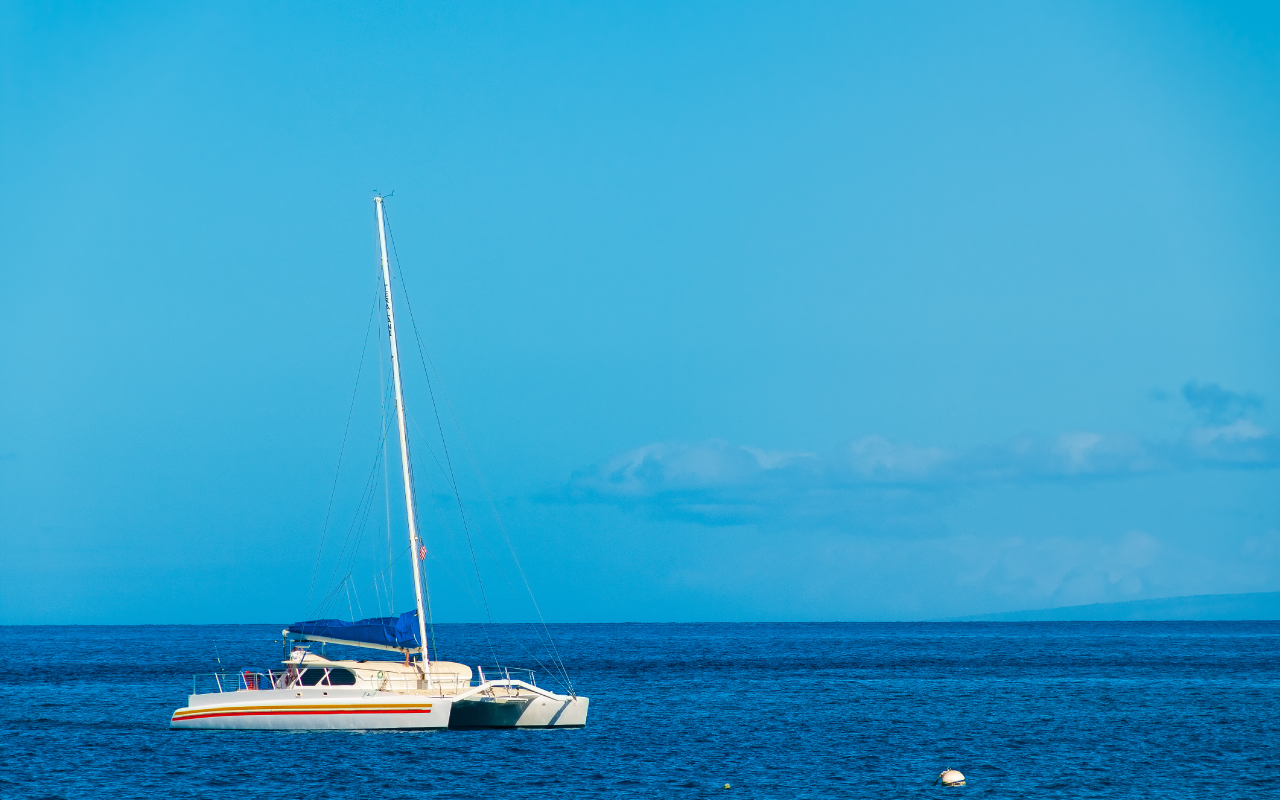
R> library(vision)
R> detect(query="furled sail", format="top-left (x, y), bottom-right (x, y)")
top-left (287, 610), bottom-right (421, 650)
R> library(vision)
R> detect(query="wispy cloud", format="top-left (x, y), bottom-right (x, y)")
top-left (565, 382), bottom-right (1278, 524)
top-left (1183, 380), bottom-right (1264, 425)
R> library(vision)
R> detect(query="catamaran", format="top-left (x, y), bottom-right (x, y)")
top-left (171, 196), bottom-right (589, 731)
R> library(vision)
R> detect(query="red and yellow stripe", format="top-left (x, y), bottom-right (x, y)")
top-left (172, 702), bottom-right (433, 722)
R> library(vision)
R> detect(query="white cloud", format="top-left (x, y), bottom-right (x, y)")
top-left (564, 385), bottom-right (1278, 525)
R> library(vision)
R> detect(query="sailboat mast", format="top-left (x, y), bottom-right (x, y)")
top-left (374, 195), bottom-right (432, 684)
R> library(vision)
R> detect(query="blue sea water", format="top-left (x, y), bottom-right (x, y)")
top-left (1, 622), bottom-right (1277, 799)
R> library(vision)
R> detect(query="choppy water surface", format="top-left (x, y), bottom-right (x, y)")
top-left (1, 622), bottom-right (1277, 798)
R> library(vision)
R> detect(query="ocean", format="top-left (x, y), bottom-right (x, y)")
top-left (2, 622), bottom-right (1277, 798)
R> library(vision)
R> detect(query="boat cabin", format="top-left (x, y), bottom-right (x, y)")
top-left (277, 651), bottom-right (475, 695)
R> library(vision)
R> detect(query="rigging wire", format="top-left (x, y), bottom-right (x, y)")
top-left (316, 433), bottom-right (390, 620)
top-left (382, 206), bottom-right (501, 663)
top-left (306, 279), bottom-right (382, 614)
top-left (403, 411), bottom-right (571, 690)
top-left (378, 286), bottom-right (396, 612)
top-left (311, 385), bottom-right (395, 619)
top-left (419, 547), bottom-right (571, 692)
top-left (417, 403), bottom-right (575, 693)
top-left (383, 207), bottom-right (573, 693)
top-left (350, 404), bottom-right (501, 667)
top-left (402, 415), bottom-right (497, 666)
top-left (370, 431), bottom-right (561, 686)
top-left (409, 464), bottom-right (442, 666)
top-left (344, 578), bottom-right (356, 621)
top-left (314, 482), bottom-right (568, 690)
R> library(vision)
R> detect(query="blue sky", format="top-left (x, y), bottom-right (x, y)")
top-left (1, 1), bottom-right (1277, 623)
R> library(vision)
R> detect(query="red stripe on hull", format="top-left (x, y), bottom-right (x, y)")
top-left (174, 708), bottom-right (432, 722)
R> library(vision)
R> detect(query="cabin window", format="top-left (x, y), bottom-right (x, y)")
top-left (328, 668), bottom-right (357, 686)
top-left (299, 668), bottom-right (327, 686)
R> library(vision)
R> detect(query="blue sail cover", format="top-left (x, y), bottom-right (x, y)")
top-left (287, 610), bottom-right (421, 649)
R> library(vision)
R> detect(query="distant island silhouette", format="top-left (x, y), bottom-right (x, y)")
top-left (950, 591), bottom-right (1280, 621)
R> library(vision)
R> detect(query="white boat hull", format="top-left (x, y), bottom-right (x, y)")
top-left (171, 688), bottom-right (451, 731)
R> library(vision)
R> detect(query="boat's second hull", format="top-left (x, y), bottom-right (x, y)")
top-left (449, 694), bottom-right (589, 729)
top-left (171, 689), bottom-right (451, 731)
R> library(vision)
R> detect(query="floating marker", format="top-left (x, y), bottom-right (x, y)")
top-left (724, 784), bottom-right (731, 789)
top-left (935, 769), bottom-right (966, 787)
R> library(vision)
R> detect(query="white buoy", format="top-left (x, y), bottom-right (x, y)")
top-left (935, 769), bottom-right (966, 787)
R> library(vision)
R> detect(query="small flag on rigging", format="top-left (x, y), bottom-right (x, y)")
top-left (419, 544), bottom-right (427, 561)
